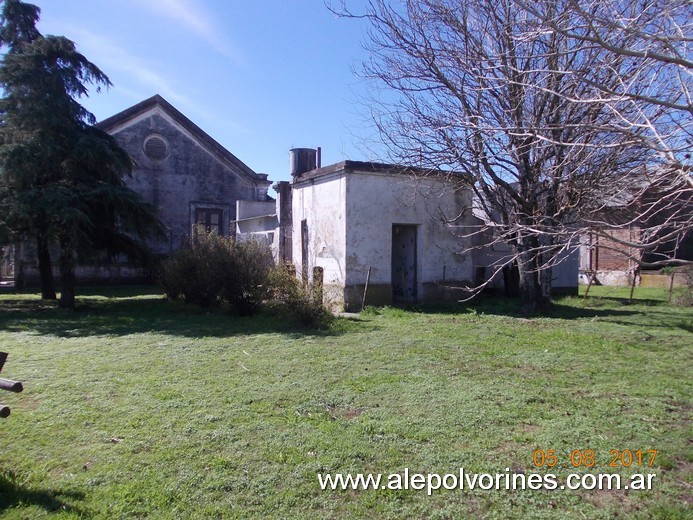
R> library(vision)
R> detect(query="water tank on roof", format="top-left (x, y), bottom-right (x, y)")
top-left (290, 148), bottom-right (317, 176)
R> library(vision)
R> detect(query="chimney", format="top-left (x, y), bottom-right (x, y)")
top-left (273, 181), bottom-right (293, 263)
top-left (256, 173), bottom-right (270, 200)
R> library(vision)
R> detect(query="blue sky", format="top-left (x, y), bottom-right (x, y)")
top-left (36, 0), bottom-right (378, 188)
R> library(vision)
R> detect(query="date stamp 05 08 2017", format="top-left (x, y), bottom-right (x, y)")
top-left (532, 449), bottom-right (658, 469)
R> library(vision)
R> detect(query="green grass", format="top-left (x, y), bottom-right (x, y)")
top-left (0, 286), bottom-right (690, 519)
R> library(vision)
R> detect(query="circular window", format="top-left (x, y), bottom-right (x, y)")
top-left (143, 135), bottom-right (169, 160)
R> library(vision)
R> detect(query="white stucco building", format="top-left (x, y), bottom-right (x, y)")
top-left (237, 148), bottom-right (579, 311)
top-left (288, 155), bottom-right (476, 310)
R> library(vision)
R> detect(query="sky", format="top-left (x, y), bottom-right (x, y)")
top-left (35, 0), bottom-right (380, 190)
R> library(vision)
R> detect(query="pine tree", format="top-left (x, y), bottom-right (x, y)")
top-left (0, 0), bottom-right (162, 308)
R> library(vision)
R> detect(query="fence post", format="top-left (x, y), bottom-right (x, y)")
top-left (629, 267), bottom-right (639, 303)
top-left (362, 266), bottom-right (372, 311)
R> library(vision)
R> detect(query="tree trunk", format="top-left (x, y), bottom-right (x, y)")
top-left (539, 263), bottom-right (553, 311)
top-left (518, 265), bottom-right (539, 315)
top-left (36, 235), bottom-right (56, 300)
top-left (58, 237), bottom-right (76, 310)
top-left (516, 244), bottom-right (552, 315)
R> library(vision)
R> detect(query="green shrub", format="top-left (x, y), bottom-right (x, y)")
top-left (161, 232), bottom-right (330, 323)
top-left (266, 265), bottom-right (329, 326)
top-left (160, 232), bottom-right (274, 315)
top-left (220, 239), bottom-right (275, 316)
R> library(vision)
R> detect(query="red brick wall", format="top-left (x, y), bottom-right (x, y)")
top-left (586, 227), bottom-right (640, 271)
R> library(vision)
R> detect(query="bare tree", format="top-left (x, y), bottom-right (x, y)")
top-left (333, 0), bottom-right (671, 313)
top-left (515, 0), bottom-right (691, 165)
top-left (513, 0), bottom-right (692, 274)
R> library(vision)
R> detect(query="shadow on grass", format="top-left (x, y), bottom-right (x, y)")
top-left (393, 293), bottom-right (692, 331)
top-left (552, 298), bottom-right (692, 333)
top-left (0, 469), bottom-right (87, 515)
top-left (2, 285), bottom-right (689, 338)
top-left (400, 296), bottom-right (641, 319)
top-left (0, 286), bottom-right (371, 339)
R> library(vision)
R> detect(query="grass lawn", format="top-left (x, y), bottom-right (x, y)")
top-left (0, 285), bottom-right (690, 519)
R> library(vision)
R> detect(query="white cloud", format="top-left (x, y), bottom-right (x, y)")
top-left (65, 29), bottom-right (189, 103)
top-left (133, 0), bottom-right (242, 62)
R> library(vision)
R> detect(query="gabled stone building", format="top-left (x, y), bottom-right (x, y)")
top-left (12, 95), bottom-right (272, 284)
top-left (98, 94), bottom-right (272, 255)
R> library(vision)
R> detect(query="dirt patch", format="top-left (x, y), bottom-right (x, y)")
top-left (15, 395), bottom-right (40, 410)
top-left (326, 404), bottom-right (363, 421)
top-left (583, 488), bottom-right (634, 512)
top-left (520, 423), bottom-right (540, 434)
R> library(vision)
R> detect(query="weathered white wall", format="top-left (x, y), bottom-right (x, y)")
top-left (344, 171), bottom-right (475, 296)
top-left (553, 249), bottom-right (579, 290)
top-left (473, 225), bottom-right (579, 294)
top-left (237, 200), bottom-right (276, 221)
top-left (293, 167), bottom-right (475, 309)
top-left (291, 165), bottom-right (579, 310)
top-left (235, 200), bottom-right (278, 251)
top-left (292, 173), bottom-right (347, 307)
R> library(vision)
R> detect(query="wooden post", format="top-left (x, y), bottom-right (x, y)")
top-left (584, 270), bottom-right (597, 299)
top-left (300, 220), bottom-right (309, 286)
top-left (362, 266), bottom-right (372, 311)
top-left (668, 271), bottom-right (675, 303)
top-left (312, 266), bottom-right (324, 306)
top-left (0, 351), bottom-right (23, 419)
top-left (629, 267), bottom-right (639, 303)
top-left (0, 378), bottom-right (23, 392)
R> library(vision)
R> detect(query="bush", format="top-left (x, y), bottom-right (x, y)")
top-left (266, 265), bottom-right (329, 326)
top-left (160, 232), bottom-right (274, 316)
top-left (160, 232), bottom-right (331, 324)
top-left (220, 239), bottom-right (275, 315)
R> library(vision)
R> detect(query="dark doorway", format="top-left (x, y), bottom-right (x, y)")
top-left (392, 224), bottom-right (417, 302)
